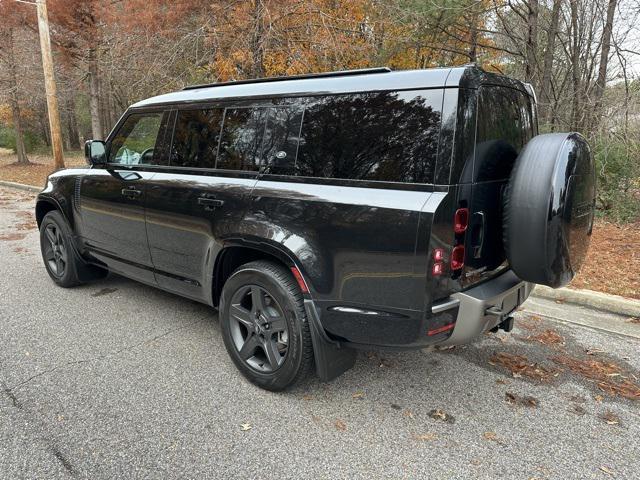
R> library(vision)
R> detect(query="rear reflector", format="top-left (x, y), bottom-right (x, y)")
top-left (432, 262), bottom-right (444, 276)
top-left (428, 322), bottom-right (455, 336)
top-left (450, 245), bottom-right (465, 270)
top-left (290, 266), bottom-right (309, 293)
top-left (454, 208), bottom-right (469, 234)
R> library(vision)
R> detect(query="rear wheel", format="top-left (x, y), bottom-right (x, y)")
top-left (219, 261), bottom-right (314, 391)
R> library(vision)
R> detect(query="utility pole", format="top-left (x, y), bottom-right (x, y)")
top-left (35, 0), bottom-right (65, 169)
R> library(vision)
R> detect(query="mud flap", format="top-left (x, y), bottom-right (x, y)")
top-left (304, 300), bottom-right (357, 381)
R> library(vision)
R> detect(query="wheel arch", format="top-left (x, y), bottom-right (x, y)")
top-left (35, 197), bottom-right (68, 229)
top-left (212, 240), bottom-right (307, 307)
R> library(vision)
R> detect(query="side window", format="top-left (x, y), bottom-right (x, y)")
top-left (109, 113), bottom-right (164, 165)
top-left (475, 87), bottom-right (535, 181)
top-left (295, 90), bottom-right (442, 183)
top-left (262, 107), bottom-right (303, 175)
top-left (217, 108), bottom-right (267, 171)
top-left (170, 108), bottom-right (224, 168)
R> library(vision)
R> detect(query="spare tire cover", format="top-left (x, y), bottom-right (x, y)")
top-left (504, 133), bottom-right (595, 288)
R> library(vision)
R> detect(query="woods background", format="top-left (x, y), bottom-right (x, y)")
top-left (0, 0), bottom-right (638, 222)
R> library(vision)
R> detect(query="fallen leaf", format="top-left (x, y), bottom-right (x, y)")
top-left (428, 409), bottom-right (455, 424)
top-left (505, 391), bottom-right (538, 408)
top-left (413, 433), bottom-right (437, 441)
top-left (496, 379), bottom-right (508, 385)
top-left (352, 391), bottom-right (365, 399)
top-left (595, 395), bottom-right (604, 403)
top-left (403, 409), bottom-right (414, 419)
top-left (626, 317), bottom-right (640, 324)
top-left (586, 349), bottom-right (605, 356)
top-left (240, 423), bottom-right (252, 431)
top-left (483, 431), bottom-right (504, 445)
top-left (599, 466), bottom-right (615, 476)
top-left (302, 394), bottom-right (313, 401)
top-left (601, 411), bottom-right (621, 426)
top-left (334, 419), bottom-right (347, 431)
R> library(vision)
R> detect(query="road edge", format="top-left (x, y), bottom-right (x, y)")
top-left (0, 180), bottom-right (40, 193)
top-left (531, 285), bottom-right (640, 317)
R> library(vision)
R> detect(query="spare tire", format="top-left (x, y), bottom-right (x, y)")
top-left (503, 133), bottom-right (595, 288)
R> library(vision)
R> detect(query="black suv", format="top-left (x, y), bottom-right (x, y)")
top-left (36, 66), bottom-right (595, 390)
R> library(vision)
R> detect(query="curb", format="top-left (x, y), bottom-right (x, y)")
top-left (531, 285), bottom-right (640, 317)
top-left (0, 180), bottom-right (40, 193)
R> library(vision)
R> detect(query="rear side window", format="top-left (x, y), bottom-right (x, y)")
top-left (262, 107), bottom-right (304, 175)
top-left (217, 108), bottom-right (268, 171)
top-left (295, 90), bottom-right (442, 183)
top-left (170, 108), bottom-right (224, 168)
top-left (474, 87), bottom-right (535, 181)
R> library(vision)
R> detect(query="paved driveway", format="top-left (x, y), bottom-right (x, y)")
top-left (1, 187), bottom-right (639, 479)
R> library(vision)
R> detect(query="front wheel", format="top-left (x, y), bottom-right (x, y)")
top-left (39, 210), bottom-right (83, 288)
top-left (219, 261), bottom-right (314, 391)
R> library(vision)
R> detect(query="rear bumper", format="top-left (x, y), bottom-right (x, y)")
top-left (438, 270), bottom-right (534, 345)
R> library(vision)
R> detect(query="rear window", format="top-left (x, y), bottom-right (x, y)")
top-left (295, 90), bottom-right (442, 183)
top-left (217, 108), bottom-right (268, 171)
top-left (474, 87), bottom-right (535, 181)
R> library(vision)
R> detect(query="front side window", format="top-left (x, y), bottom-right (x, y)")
top-left (170, 108), bottom-right (224, 168)
top-left (217, 108), bottom-right (268, 171)
top-left (109, 113), bottom-right (164, 165)
top-left (295, 90), bottom-right (442, 183)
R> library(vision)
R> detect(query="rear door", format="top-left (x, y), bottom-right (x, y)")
top-left (144, 106), bottom-right (265, 302)
top-left (463, 86), bottom-right (535, 287)
top-left (78, 111), bottom-right (170, 284)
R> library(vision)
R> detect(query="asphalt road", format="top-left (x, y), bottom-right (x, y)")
top-left (1, 186), bottom-right (639, 479)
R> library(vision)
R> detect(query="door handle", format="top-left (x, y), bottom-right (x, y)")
top-left (197, 196), bottom-right (224, 209)
top-left (121, 188), bottom-right (141, 198)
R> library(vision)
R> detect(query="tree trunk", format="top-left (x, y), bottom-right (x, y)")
top-left (467, 15), bottom-right (478, 63)
top-left (88, 48), bottom-right (104, 140)
top-left (590, 0), bottom-right (617, 131)
top-left (250, 0), bottom-right (265, 78)
top-left (525, 0), bottom-right (539, 85)
top-left (9, 93), bottom-right (29, 165)
top-left (570, 0), bottom-right (581, 131)
top-left (65, 96), bottom-right (81, 150)
top-left (539, 0), bottom-right (561, 126)
top-left (7, 28), bottom-right (29, 165)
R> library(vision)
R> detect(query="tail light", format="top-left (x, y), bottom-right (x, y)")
top-left (431, 248), bottom-right (445, 276)
top-left (454, 208), bottom-right (469, 234)
top-left (450, 245), bottom-right (465, 270)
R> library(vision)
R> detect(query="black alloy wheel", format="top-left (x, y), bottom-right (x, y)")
top-left (228, 285), bottom-right (290, 373)
top-left (219, 260), bottom-right (314, 391)
top-left (42, 222), bottom-right (67, 278)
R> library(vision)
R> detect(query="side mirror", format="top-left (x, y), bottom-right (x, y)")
top-left (84, 140), bottom-right (106, 167)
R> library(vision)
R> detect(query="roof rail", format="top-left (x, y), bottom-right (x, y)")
top-left (182, 67), bottom-right (392, 91)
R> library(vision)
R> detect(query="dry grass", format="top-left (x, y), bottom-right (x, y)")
top-left (570, 220), bottom-right (640, 299)
top-left (0, 149), bottom-right (85, 188)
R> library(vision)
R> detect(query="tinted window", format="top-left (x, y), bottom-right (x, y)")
top-left (217, 108), bottom-right (267, 171)
top-left (295, 90), bottom-right (442, 183)
top-left (109, 113), bottom-right (164, 165)
top-left (475, 87), bottom-right (535, 181)
top-left (170, 108), bottom-right (224, 168)
top-left (263, 107), bottom-right (303, 175)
